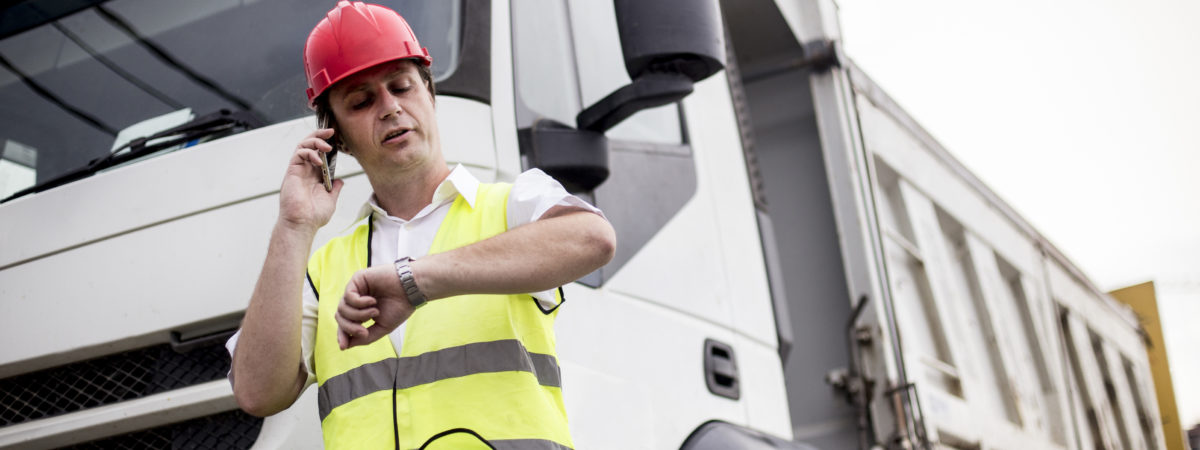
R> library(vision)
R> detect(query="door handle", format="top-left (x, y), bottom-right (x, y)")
top-left (704, 339), bottom-right (740, 400)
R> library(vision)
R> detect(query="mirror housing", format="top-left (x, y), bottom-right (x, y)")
top-left (520, 120), bottom-right (609, 192)
top-left (577, 0), bottom-right (726, 132)
top-left (615, 0), bottom-right (726, 82)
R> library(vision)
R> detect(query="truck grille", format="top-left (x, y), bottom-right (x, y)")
top-left (59, 409), bottom-right (262, 450)
top-left (0, 342), bottom-right (230, 427)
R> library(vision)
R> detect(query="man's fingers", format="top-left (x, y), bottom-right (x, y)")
top-left (334, 311), bottom-right (368, 350)
top-left (339, 267), bottom-right (407, 350)
top-left (343, 322), bottom-right (389, 349)
top-left (338, 273), bottom-right (378, 325)
top-left (346, 271), bottom-right (365, 295)
top-left (290, 147), bottom-right (324, 169)
top-left (304, 147), bottom-right (325, 167)
top-left (301, 136), bottom-right (333, 153)
top-left (334, 311), bottom-right (367, 336)
top-left (338, 298), bottom-right (378, 322)
top-left (291, 135), bottom-right (334, 169)
top-left (290, 129), bottom-right (334, 167)
top-left (348, 323), bottom-right (391, 348)
top-left (343, 273), bottom-right (374, 307)
top-left (343, 285), bottom-right (377, 309)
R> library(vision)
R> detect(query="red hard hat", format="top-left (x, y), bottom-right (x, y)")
top-left (303, 1), bottom-right (433, 107)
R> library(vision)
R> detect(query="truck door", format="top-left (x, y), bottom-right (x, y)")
top-left (503, 0), bottom-right (793, 446)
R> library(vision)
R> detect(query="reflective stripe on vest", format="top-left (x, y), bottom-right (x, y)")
top-left (317, 339), bottom-right (562, 419)
top-left (307, 183), bottom-right (572, 450)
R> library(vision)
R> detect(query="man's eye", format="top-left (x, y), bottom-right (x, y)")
top-left (351, 99), bottom-right (370, 110)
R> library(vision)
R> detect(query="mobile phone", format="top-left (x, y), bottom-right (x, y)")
top-left (318, 117), bottom-right (338, 192)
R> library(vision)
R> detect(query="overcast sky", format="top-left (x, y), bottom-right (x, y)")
top-left (836, 0), bottom-right (1200, 431)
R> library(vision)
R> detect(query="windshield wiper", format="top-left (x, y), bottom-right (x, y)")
top-left (2, 109), bottom-right (263, 204)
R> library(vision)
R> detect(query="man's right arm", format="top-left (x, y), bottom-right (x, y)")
top-left (232, 224), bottom-right (316, 416)
top-left (232, 129), bottom-right (342, 417)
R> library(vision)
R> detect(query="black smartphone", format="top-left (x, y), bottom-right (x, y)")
top-left (318, 117), bottom-right (338, 192)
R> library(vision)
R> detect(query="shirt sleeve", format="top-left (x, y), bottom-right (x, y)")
top-left (225, 280), bottom-right (319, 391)
top-left (506, 168), bottom-right (604, 229)
top-left (506, 168), bottom-right (606, 309)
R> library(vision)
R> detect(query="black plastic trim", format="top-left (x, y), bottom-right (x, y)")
top-left (169, 328), bottom-right (237, 354)
top-left (703, 339), bottom-right (739, 400)
top-left (435, 0), bottom-right (490, 104)
top-left (520, 119), bottom-right (610, 192)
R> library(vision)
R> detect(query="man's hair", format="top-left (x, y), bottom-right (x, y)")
top-left (313, 59), bottom-right (435, 142)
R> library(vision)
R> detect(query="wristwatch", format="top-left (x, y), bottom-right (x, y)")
top-left (393, 257), bottom-right (427, 309)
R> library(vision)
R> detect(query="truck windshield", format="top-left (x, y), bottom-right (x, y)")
top-left (0, 0), bottom-right (460, 199)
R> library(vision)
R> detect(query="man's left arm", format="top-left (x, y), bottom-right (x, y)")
top-left (334, 207), bottom-right (614, 348)
top-left (415, 206), bottom-right (615, 298)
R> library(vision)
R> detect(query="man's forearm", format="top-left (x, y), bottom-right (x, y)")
top-left (232, 222), bottom-right (313, 416)
top-left (412, 211), bottom-right (615, 300)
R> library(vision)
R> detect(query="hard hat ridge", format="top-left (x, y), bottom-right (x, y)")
top-left (303, 1), bottom-right (433, 107)
top-left (334, 1), bottom-right (383, 34)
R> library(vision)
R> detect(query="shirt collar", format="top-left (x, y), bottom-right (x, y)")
top-left (352, 164), bottom-right (480, 224)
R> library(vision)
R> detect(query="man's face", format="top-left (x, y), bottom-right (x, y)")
top-left (328, 60), bottom-right (438, 175)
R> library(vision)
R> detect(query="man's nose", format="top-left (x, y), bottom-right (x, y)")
top-left (378, 90), bottom-right (403, 120)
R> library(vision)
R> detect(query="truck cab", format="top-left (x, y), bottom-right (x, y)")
top-left (0, 1), bottom-right (1166, 449)
top-left (0, 1), bottom-right (797, 448)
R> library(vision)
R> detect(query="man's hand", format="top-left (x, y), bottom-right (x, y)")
top-left (336, 264), bottom-right (415, 350)
top-left (278, 128), bottom-right (343, 234)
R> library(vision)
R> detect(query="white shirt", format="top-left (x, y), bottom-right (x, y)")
top-left (227, 165), bottom-right (603, 389)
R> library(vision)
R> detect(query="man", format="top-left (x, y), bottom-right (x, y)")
top-left (226, 2), bottom-right (615, 449)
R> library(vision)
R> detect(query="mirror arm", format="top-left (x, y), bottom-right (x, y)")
top-left (575, 72), bottom-right (694, 132)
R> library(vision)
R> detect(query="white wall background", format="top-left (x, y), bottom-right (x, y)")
top-left (836, 0), bottom-right (1200, 432)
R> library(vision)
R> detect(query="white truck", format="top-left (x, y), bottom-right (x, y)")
top-left (0, 0), bottom-right (1166, 449)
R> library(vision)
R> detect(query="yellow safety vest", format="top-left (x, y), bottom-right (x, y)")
top-left (307, 183), bottom-right (573, 450)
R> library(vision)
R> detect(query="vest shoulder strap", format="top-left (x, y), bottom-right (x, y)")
top-left (307, 219), bottom-right (372, 296)
top-left (429, 182), bottom-right (512, 255)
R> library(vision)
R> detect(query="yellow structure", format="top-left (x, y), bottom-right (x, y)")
top-left (1110, 281), bottom-right (1189, 450)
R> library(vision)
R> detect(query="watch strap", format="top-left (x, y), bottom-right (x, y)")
top-left (394, 257), bottom-right (427, 309)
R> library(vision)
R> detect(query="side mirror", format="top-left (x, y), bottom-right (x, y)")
top-left (525, 0), bottom-right (726, 192)
top-left (576, 0), bottom-right (726, 132)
